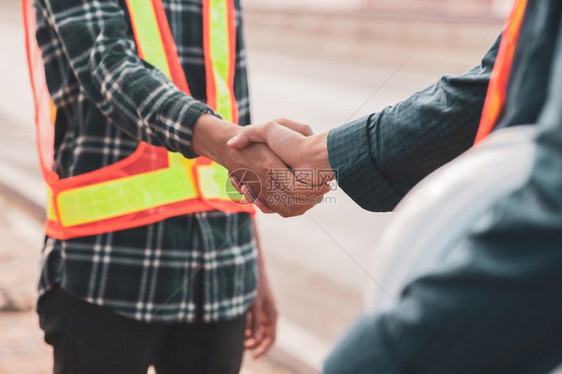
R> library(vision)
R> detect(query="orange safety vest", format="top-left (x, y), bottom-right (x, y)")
top-left (474, 0), bottom-right (528, 144)
top-left (23, 0), bottom-right (254, 240)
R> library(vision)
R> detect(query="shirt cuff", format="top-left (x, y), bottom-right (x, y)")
top-left (166, 95), bottom-right (218, 159)
top-left (327, 115), bottom-right (403, 211)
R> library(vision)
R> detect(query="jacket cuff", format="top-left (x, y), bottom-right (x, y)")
top-left (327, 115), bottom-right (403, 211)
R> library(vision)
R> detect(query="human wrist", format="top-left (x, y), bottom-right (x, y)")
top-left (192, 114), bottom-right (240, 164)
top-left (305, 132), bottom-right (335, 181)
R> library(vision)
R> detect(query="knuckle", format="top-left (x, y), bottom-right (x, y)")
top-left (264, 120), bottom-right (277, 132)
top-left (237, 126), bottom-right (247, 136)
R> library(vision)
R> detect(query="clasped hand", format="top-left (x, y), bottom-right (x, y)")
top-left (227, 119), bottom-right (335, 216)
top-left (192, 115), bottom-right (334, 217)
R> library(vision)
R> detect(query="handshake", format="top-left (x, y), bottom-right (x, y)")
top-left (192, 114), bottom-right (335, 217)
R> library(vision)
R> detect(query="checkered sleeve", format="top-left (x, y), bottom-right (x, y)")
top-left (37, 0), bottom-right (213, 159)
top-left (328, 34), bottom-right (501, 212)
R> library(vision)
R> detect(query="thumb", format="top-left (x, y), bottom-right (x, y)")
top-left (273, 118), bottom-right (314, 136)
top-left (227, 125), bottom-right (265, 149)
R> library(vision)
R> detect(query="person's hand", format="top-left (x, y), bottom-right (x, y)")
top-left (192, 115), bottom-right (329, 216)
top-left (227, 118), bottom-right (335, 185)
top-left (227, 119), bottom-right (335, 215)
top-left (245, 263), bottom-right (278, 359)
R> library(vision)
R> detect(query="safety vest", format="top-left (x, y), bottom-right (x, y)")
top-left (23, 0), bottom-right (254, 240)
top-left (474, 0), bottom-right (528, 144)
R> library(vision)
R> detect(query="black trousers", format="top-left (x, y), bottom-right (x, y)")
top-left (37, 286), bottom-right (246, 374)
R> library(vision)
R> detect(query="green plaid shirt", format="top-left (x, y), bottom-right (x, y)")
top-left (34, 0), bottom-right (257, 323)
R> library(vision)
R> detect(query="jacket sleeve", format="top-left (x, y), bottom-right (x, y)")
top-left (324, 26), bottom-right (562, 374)
top-left (327, 35), bottom-right (501, 212)
top-left (37, 0), bottom-right (214, 158)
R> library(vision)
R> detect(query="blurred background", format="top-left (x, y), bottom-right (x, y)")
top-left (0, 0), bottom-right (505, 373)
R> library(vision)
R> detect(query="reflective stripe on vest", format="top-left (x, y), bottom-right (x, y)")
top-left (23, 0), bottom-right (254, 240)
top-left (474, 0), bottom-right (528, 144)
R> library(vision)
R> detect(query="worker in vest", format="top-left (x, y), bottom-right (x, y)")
top-left (228, 0), bottom-right (562, 372)
top-left (21, 0), bottom-right (323, 372)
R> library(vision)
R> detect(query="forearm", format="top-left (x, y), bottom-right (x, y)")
top-left (40, 0), bottom-right (212, 159)
top-left (192, 114), bottom-right (241, 162)
top-left (92, 58), bottom-right (213, 158)
top-left (328, 34), bottom-right (501, 212)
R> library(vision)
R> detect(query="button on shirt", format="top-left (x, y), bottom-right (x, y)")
top-left (34, 0), bottom-right (257, 323)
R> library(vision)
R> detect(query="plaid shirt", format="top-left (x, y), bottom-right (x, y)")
top-left (34, 0), bottom-right (257, 323)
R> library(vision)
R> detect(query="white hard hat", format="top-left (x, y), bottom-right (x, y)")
top-left (369, 126), bottom-right (538, 313)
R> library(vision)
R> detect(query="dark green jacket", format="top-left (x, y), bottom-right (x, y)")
top-left (326, 1), bottom-right (562, 372)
